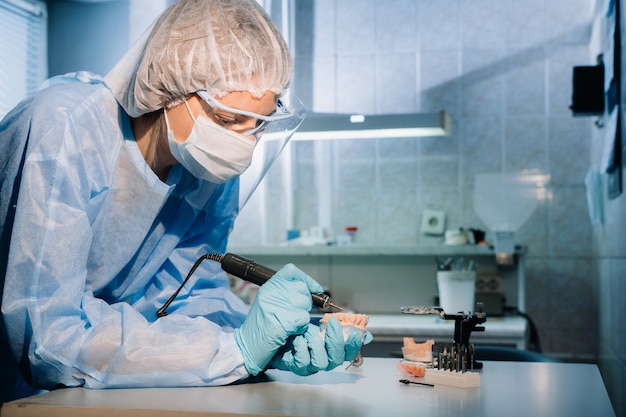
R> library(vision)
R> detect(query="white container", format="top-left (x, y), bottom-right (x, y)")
top-left (437, 271), bottom-right (477, 314)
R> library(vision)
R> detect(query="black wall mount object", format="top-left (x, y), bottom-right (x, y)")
top-left (570, 64), bottom-right (605, 116)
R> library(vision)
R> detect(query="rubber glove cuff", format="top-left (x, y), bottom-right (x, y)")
top-left (234, 327), bottom-right (263, 375)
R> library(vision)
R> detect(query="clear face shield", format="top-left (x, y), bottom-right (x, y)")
top-left (238, 93), bottom-right (305, 207)
top-left (195, 90), bottom-right (306, 208)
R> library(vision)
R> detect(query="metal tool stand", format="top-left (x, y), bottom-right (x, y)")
top-left (400, 304), bottom-right (487, 369)
top-left (441, 307), bottom-right (487, 369)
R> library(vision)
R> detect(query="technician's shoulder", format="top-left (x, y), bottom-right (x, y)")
top-left (18, 72), bottom-right (125, 157)
top-left (29, 72), bottom-right (113, 120)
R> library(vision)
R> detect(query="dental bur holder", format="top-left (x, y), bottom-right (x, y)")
top-left (400, 304), bottom-right (487, 369)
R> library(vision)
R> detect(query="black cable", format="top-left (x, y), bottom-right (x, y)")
top-left (156, 253), bottom-right (223, 318)
top-left (502, 305), bottom-right (543, 353)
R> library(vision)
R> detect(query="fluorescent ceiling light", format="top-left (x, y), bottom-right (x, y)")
top-left (289, 111), bottom-right (451, 141)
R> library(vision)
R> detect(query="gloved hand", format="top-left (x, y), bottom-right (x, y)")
top-left (268, 325), bottom-right (329, 376)
top-left (269, 316), bottom-right (374, 375)
top-left (234, 263), bottom-right (324, 375)
top-left (320, 316), bottom-right (373, 370)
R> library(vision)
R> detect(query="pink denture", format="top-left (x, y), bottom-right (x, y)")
top-left (320, 313), bottom-right (369, 330)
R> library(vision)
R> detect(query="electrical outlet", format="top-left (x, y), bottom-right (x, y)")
top-left (420, 209), bottom-right (446, 236)
top-left (475, 275), bottom-right (502, 293)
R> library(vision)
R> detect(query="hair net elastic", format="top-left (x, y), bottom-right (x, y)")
top-left (105, 0), bottom-right (293, 118)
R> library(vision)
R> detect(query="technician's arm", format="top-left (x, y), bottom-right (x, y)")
top-left (1, 84), bottom-right (249, 390)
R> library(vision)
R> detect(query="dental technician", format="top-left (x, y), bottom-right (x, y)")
top-left (0, 0), bottom-right (370, 403)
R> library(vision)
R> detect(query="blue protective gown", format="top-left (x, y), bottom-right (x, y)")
top-left (0, 72), bottom-right (250, 399)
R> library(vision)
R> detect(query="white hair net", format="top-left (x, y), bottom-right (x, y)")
top-left (105, 0), bottom-right (293, 117)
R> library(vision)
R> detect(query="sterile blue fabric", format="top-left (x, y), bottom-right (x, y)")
top-left (234, 263), bottom-right (324, 375)
top-left (0, 72), bottom-right (251, 395)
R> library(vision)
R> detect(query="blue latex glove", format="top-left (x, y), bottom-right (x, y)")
top-left (269, 317), bottom-right (374, 375)
top-left (321, 316), bottom-right (373, 370)
top-left (269, 325), bottom-right (329, 376)
top-left (234, 263), bottom-right (324, 375)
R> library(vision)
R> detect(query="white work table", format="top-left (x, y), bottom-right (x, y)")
top-left (366, 314), bottom-right (528, 349)
top-left (0, 358), bottom-right (614, 417)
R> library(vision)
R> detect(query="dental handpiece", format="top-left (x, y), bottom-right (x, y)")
top-left (215, 252), bottom-right (344, 312)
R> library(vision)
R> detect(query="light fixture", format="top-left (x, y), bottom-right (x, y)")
top-left (289, 110), bottom-right (451, 141)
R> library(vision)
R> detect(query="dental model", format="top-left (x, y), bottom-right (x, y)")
top-left (402, 338), bottom-right (434, 363)
top-left (397, 338), bottom-right (433, 378)
top-left (397, 360), bottom-right (427, 377)
top-left (319, 313), bottom-right (369, 330)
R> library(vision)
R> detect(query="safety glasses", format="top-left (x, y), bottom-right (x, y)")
top-left (196, 90), bottom-right (294, 138)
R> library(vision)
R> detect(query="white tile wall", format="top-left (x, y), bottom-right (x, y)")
top-left (377, 0), bottom-right (417, 52)
top-left (461, 0), bottom-right (502, 48)
top-left (420, 50), bottom-right (461, 115)
top-left (231, 0), bottom-right (603, 363)
top-left (504, 0), bottom-right (545, 47)
top-left (376, 53), bottom-right (418, 113)
top-left (419, 0), bottom-right (460, 50)
top-left (505, 117), bottom-right (547, 173)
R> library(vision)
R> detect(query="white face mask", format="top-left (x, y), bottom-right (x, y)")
top-left (165, 102), bottom-right (256, 183)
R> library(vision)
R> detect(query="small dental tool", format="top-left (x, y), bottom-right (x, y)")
top-left (399, 379), bottom-right (434, 387)
top-left (156, 253), bottom-right (343, 318)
